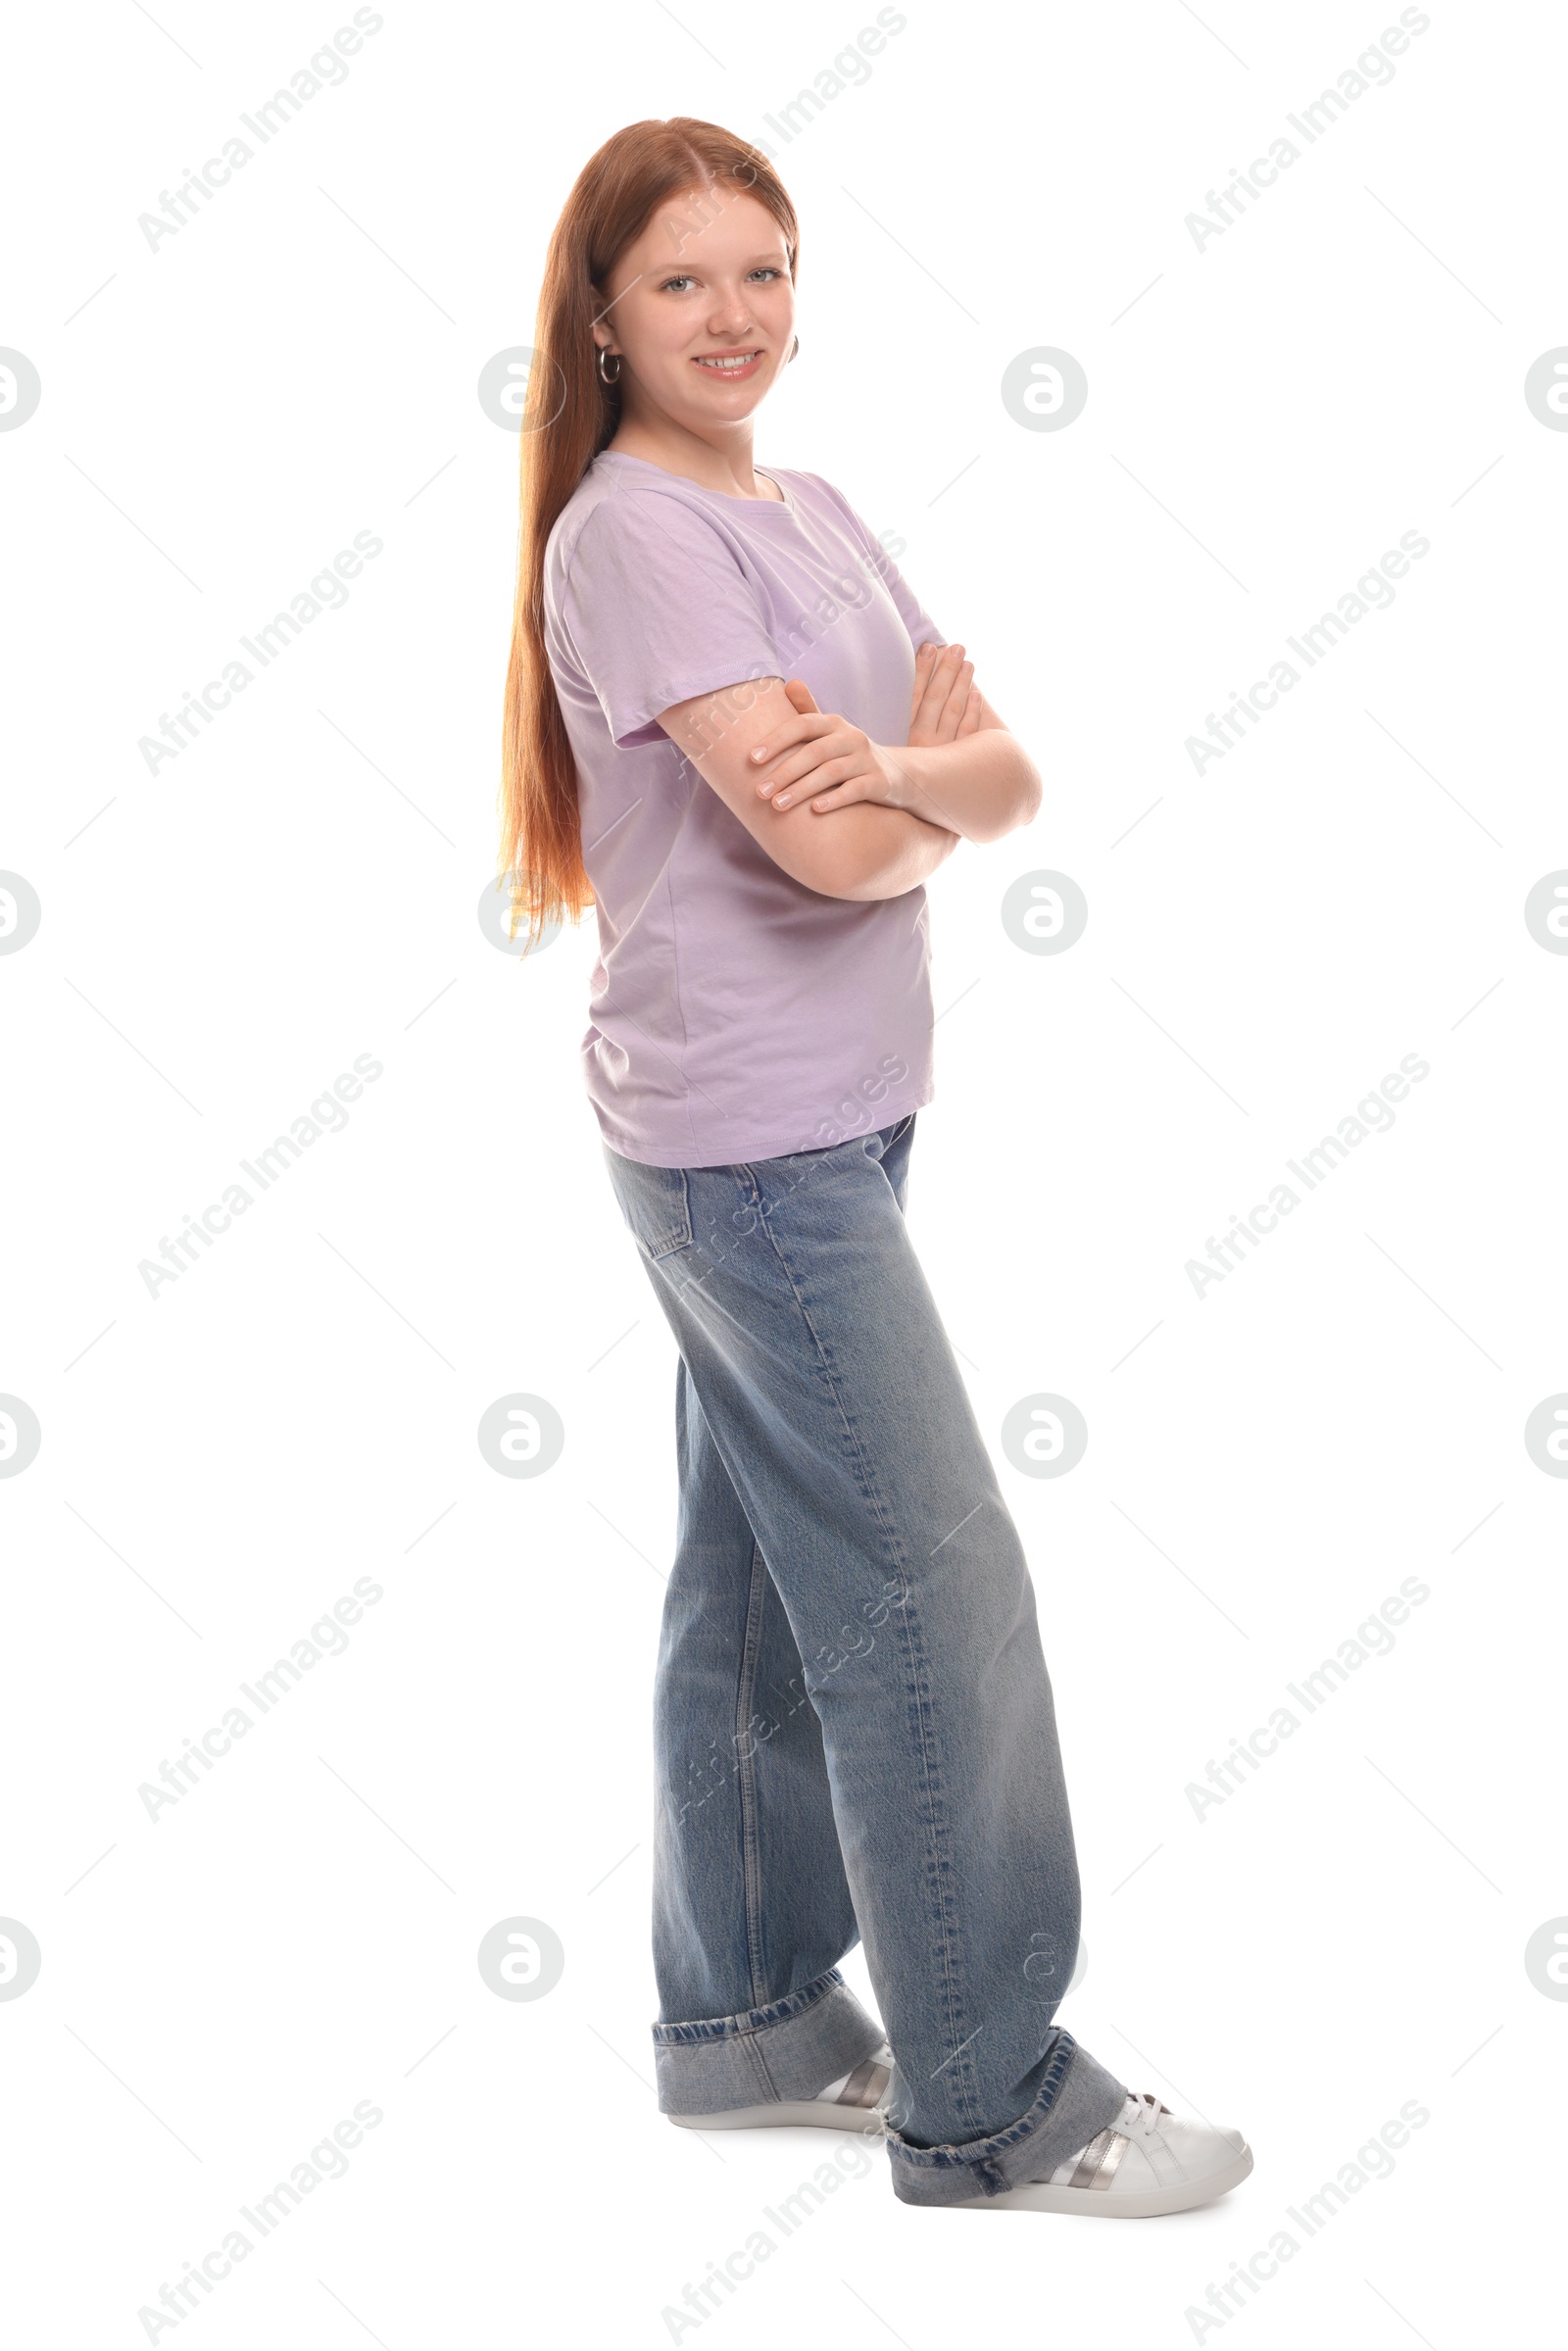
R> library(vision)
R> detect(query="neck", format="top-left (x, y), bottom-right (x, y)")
top-left (606, 414), bottom-right (771, 501)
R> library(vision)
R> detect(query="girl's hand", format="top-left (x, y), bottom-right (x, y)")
top-left (907, 640), bottom-right (981, 747)
top-left (749, 680), bottom-right (910, 814)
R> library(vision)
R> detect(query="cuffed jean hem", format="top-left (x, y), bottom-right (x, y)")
top-left (652, 1968), bottom-right (886, 2115)
top-left (884, 2033), bottom-right (1131, 2207)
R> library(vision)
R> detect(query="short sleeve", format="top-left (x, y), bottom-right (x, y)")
top-left (804, 473), bottom-right (946, 657)
top-left (559, 493), bottom-right (783, 750)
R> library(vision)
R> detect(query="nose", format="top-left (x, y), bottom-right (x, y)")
top-left (707, 292), bottom-right (759, 334)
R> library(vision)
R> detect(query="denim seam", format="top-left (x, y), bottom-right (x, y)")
top-left (677, 1161), bottom-right (766, 1300)
top-left (734, 1537), bottom-right (770, 2023)
top-left (748, 1176), bottom-right (983, 2140)
top-left (888, 1571), bottom-right (980, 2136)
top-left (641, 1163), bottom-right (693, 1261)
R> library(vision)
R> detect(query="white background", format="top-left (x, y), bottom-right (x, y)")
top-left (3, 0), bottom-right (1564, 2343)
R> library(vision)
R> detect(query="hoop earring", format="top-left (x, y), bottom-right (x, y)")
top-left (789, 336), bottom-right (800, 363)
top-left (597, 347), bottom-right (621, 386)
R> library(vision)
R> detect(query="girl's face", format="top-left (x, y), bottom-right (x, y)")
top-left (593, 185), bottom-right (795, 436)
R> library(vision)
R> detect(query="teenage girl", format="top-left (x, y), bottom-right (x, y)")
top-left (499, 115), bottom-right (1250, 2218)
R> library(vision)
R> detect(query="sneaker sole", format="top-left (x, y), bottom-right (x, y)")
top-left (668, 2102), bottom-right (887, 2133)
top-left (950, 2140), bottom-right (1253, 2218)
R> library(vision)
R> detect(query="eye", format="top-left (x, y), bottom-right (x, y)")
top-left (749, 267), bottom-right (783, 282)
top-left (659, 274), bottom-right (695, 293)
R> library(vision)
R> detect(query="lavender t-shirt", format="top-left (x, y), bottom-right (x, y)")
top-left (542, 448), bottom-right (947, 1168)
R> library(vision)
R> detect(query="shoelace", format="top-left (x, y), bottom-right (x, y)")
top-left (1121, 2090), bottom-right (1171, 2142)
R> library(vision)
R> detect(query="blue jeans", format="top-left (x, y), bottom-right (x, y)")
top-left (602, 1114), bottom-right (1128, 2204)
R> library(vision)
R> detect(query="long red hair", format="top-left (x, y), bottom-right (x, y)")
top-left (497, 118), bottom-right (800, 951)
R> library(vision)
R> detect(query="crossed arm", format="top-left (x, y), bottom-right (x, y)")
top-left (657, 641), bottom-right (1042, 904)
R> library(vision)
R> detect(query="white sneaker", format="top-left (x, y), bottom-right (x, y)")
top-left (952, 2090), bottom-right (1252, 2218)
top-left (668, 2045), bottom-right (893, 2133)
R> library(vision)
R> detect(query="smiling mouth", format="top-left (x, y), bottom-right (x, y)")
top-left (694, 350), bottom-right (763, 370)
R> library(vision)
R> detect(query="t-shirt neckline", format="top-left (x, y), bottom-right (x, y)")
top-left (595, 447), bottom-right (796, 516)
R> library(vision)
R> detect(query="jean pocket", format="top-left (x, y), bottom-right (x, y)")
top-left (862, 1112), bottom-right (914, 1161)
top-left (605, 1151), bottom-right (694, 1262)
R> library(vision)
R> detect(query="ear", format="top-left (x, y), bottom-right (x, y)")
top-left (782, 675), bottom-right (819, 713)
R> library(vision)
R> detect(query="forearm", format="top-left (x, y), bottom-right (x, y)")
top-left (822, 803), bottom-right (960, 903)
top-left (882, 731), bottom-right (1042, 844)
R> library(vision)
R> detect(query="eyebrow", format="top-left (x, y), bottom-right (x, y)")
top-left (649, 252), bottom-right (788, 271)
